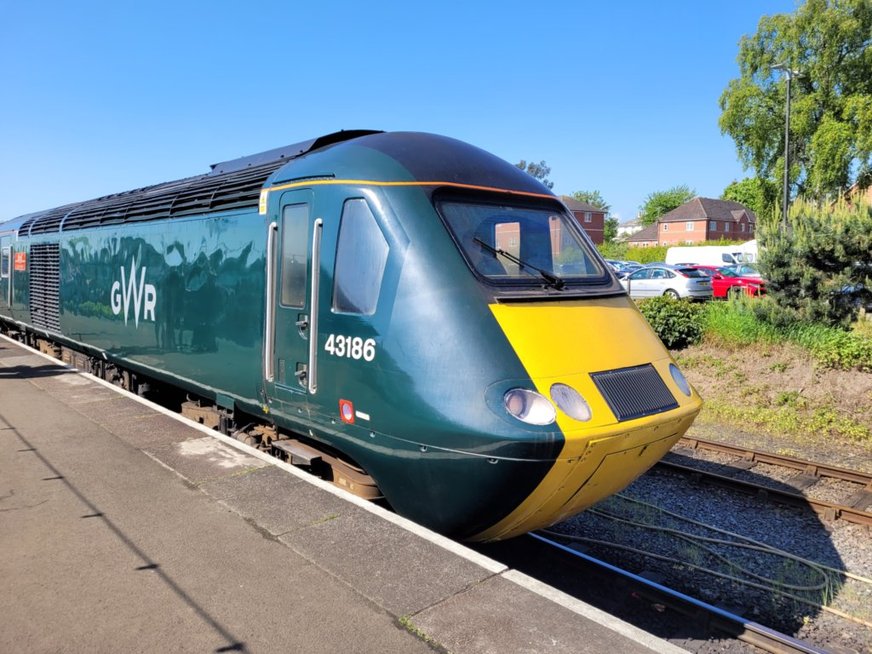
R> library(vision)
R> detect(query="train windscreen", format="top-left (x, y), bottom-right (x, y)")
top-left (437, 198), bottom-right (607, 288)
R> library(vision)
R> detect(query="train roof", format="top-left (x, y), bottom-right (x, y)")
top-left (10, 130), bottom-right (380, 237)
top-left (8, 131), bottom-right (551, 238)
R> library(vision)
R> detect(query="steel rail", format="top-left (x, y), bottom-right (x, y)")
top-left (677, 436), bottom-right (872, 486)
top-left (655, 460), bottom-right (872, 527)
top-left (531, 532), bottom-right (830, 654)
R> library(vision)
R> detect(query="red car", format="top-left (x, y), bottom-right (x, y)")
top-left (690, 265), bottom-right (766, 298)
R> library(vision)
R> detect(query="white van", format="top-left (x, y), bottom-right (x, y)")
top-left (665, 245), bottom-right (755, 267)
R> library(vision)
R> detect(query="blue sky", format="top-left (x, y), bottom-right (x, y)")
top-left (0, 1), bottom-right (798, 225)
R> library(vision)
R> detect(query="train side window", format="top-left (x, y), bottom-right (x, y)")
top-left (0, 247), bottom-right (9, 279)
top-left (333, 199), bottom-right (388, 315)
top-left (280, 203), bottom-right (309, 308)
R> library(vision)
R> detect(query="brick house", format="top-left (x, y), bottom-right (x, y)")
top-left (657, 198), bottom-right (756, 245)
top-left (624, 222), bottom-right (659, 247)
top-left (561, 196), bottom-right (606, 244)
top-left (848, 182), bottom-right (872, 205)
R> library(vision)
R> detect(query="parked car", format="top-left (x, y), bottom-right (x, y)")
top-left (620, 264), bottom-right (712, 300)
top-left (689, 265), bottom-right (766, 298)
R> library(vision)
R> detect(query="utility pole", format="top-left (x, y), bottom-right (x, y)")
top-left (772, 64), bottom-right (799, 230)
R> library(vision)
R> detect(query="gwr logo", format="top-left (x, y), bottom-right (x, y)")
top-left (110, 259), bottom-right (156, 327)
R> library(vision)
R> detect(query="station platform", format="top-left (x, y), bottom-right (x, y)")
top-left (0, 336), bottom-right (686, 654)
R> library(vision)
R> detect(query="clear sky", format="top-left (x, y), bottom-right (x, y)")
top-left (0, 0), bottom-right (798, 226)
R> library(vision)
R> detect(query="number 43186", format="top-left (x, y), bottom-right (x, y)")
top-left (324, 334), bottom-right (376, 362)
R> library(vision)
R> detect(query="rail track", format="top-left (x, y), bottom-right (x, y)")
top-left (477, 532), bottom-right (829, 654)
top-left (658, 437), bottom-right (872, 527)
top-left (533, 532), bottom-right (834, 654)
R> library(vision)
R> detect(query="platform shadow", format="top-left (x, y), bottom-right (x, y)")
top-left (0, 363), bottom-right (76, 379)
top-left (0, 411), bottom-right (247, 653)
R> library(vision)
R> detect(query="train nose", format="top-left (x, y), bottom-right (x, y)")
top-left (470, 296), bottom-right (703, 541)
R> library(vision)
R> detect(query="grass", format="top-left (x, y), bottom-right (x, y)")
top-left (700, 298), bottom-right (872, 372)
top-left (699, 400), bottom-right (870, 443)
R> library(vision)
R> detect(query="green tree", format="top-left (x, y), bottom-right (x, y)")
top-left (604, 217), bottom-right (619, 242)
top-left (515, 160), bottom-right (554, 189)
top-left (570, 190), bottom-right (610, 212)
top-left (639, 185), bottom-right (696, 225)
top-left (719, 0), bottom-right (872, 201)
top-left (722, 177), bottom-right (778, 217)
top-left (757, 199), bottom-right (872, 327)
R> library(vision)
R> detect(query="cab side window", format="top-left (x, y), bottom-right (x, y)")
top-left (332, 199), bottom-right (388, 315)
top-left (281, 204), bottom-right (309, 308)
top-left (1, 247), bottom-right (9, 279)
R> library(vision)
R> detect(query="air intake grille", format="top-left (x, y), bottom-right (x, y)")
top-left (590, 364), bottom-right (678, 422)
top-left (29, 242), bottom-right (61, 333)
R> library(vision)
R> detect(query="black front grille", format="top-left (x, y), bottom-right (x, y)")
top-left (590, 364), bottom-right (678, 422)
top-left (29, 242), bottom-right (61, 333)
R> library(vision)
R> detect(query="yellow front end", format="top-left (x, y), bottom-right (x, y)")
top-left (472, 295), bottom-right (702, 541)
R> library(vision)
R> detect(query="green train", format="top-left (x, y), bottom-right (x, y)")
top-left (0, 131), bottom-right (702, 541)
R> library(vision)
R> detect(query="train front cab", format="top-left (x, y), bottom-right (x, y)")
top-left (434, 192), bottom-right (703, 541)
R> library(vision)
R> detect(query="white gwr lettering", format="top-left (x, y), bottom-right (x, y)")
top-left (110, 258), bottom-right (156, 327)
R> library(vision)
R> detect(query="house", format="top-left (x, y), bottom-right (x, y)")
top-left (847, 182), bottom-right (872, 206)
top-left (624, 222), bottom-right (659, 247)
top-left (561, 196), bottom-right (606, 244)
top-left (616, 217), bottom-right (644, 240)
top-left (656, 197), bottom-right (756, 245)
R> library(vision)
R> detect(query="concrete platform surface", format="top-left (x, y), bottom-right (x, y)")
top-left (0, 337), bottom-right (686, 654)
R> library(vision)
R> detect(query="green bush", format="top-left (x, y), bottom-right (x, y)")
top-left (637, 296), bottom-right (705, 349)
top-left (758, 199), bottom-right (872, 328)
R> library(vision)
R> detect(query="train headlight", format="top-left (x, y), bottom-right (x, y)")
top-left (550, 383), bottom-right (592, 422)
top-left (669, 364), bottom-right (692, 396)
top-left (503, 389), bottom-right (556, 425)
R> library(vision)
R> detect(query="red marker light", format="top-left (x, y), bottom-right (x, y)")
top-left (339, 399), bottom-right (355, 424)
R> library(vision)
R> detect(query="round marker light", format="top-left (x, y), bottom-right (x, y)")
top-left (669, 364), bottom-right (692, 397)
top-left (503, 389), bottom-right (556, 426)
top-left (550, 383), bottom-right (592, 422)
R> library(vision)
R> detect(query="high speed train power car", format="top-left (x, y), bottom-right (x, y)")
top-left (0, 130), bottom-right (702, 541)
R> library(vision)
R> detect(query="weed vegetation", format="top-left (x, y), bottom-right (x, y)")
top-left (701, 298), bottom-right (872, 372)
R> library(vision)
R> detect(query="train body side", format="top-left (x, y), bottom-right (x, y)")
top-left (0, 131), bottom-right (703, 541)
top-left (1, 211), bottom-right (267, 413)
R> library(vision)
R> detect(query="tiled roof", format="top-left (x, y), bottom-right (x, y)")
top-left (561, 196), bottom-right (607, 213)
top-left (658, 197), bottom-right (756, 224)
top-left (625, 222), bottom-right (659, 242)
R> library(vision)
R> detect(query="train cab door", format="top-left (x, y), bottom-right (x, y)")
top-left (263, 189), bottom-right (322, 418)
top-left (0, 233), bottom-right (12, 315)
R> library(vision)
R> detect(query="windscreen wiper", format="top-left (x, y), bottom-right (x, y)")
top-left (473, 238), bottom-right (565, 290)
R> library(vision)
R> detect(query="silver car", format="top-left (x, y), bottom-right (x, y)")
top-left (620, 264), bottom-right (712, 300)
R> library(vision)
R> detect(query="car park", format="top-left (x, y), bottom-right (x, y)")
top-left (620, 263), bottom-right (712, 300)
top-left (689, 265), bottom-right (766, 298)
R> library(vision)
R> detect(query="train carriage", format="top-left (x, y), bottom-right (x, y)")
top-left (0, 131), bottom-right (702, 540)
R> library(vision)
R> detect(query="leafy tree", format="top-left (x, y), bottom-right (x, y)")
top-left (719, 0), bottom-right (872, 201)
top-left (570, 190), bottom-right (618, 241)
top-left (570, 190), bottom-right (610, 212)
top-left (515, 160), bottom-right (554, 189)
top-left (722, 177), bottom-right (778, 218)
top-left (639, 185), bottom-right (696, 226)
top-left (604, 217), bottom-right (619, 242)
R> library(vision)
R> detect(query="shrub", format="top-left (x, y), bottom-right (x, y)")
top-left (758, 199), bottom-right (872, 328)
top-left (637, 296), bottom-right (705, 349)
